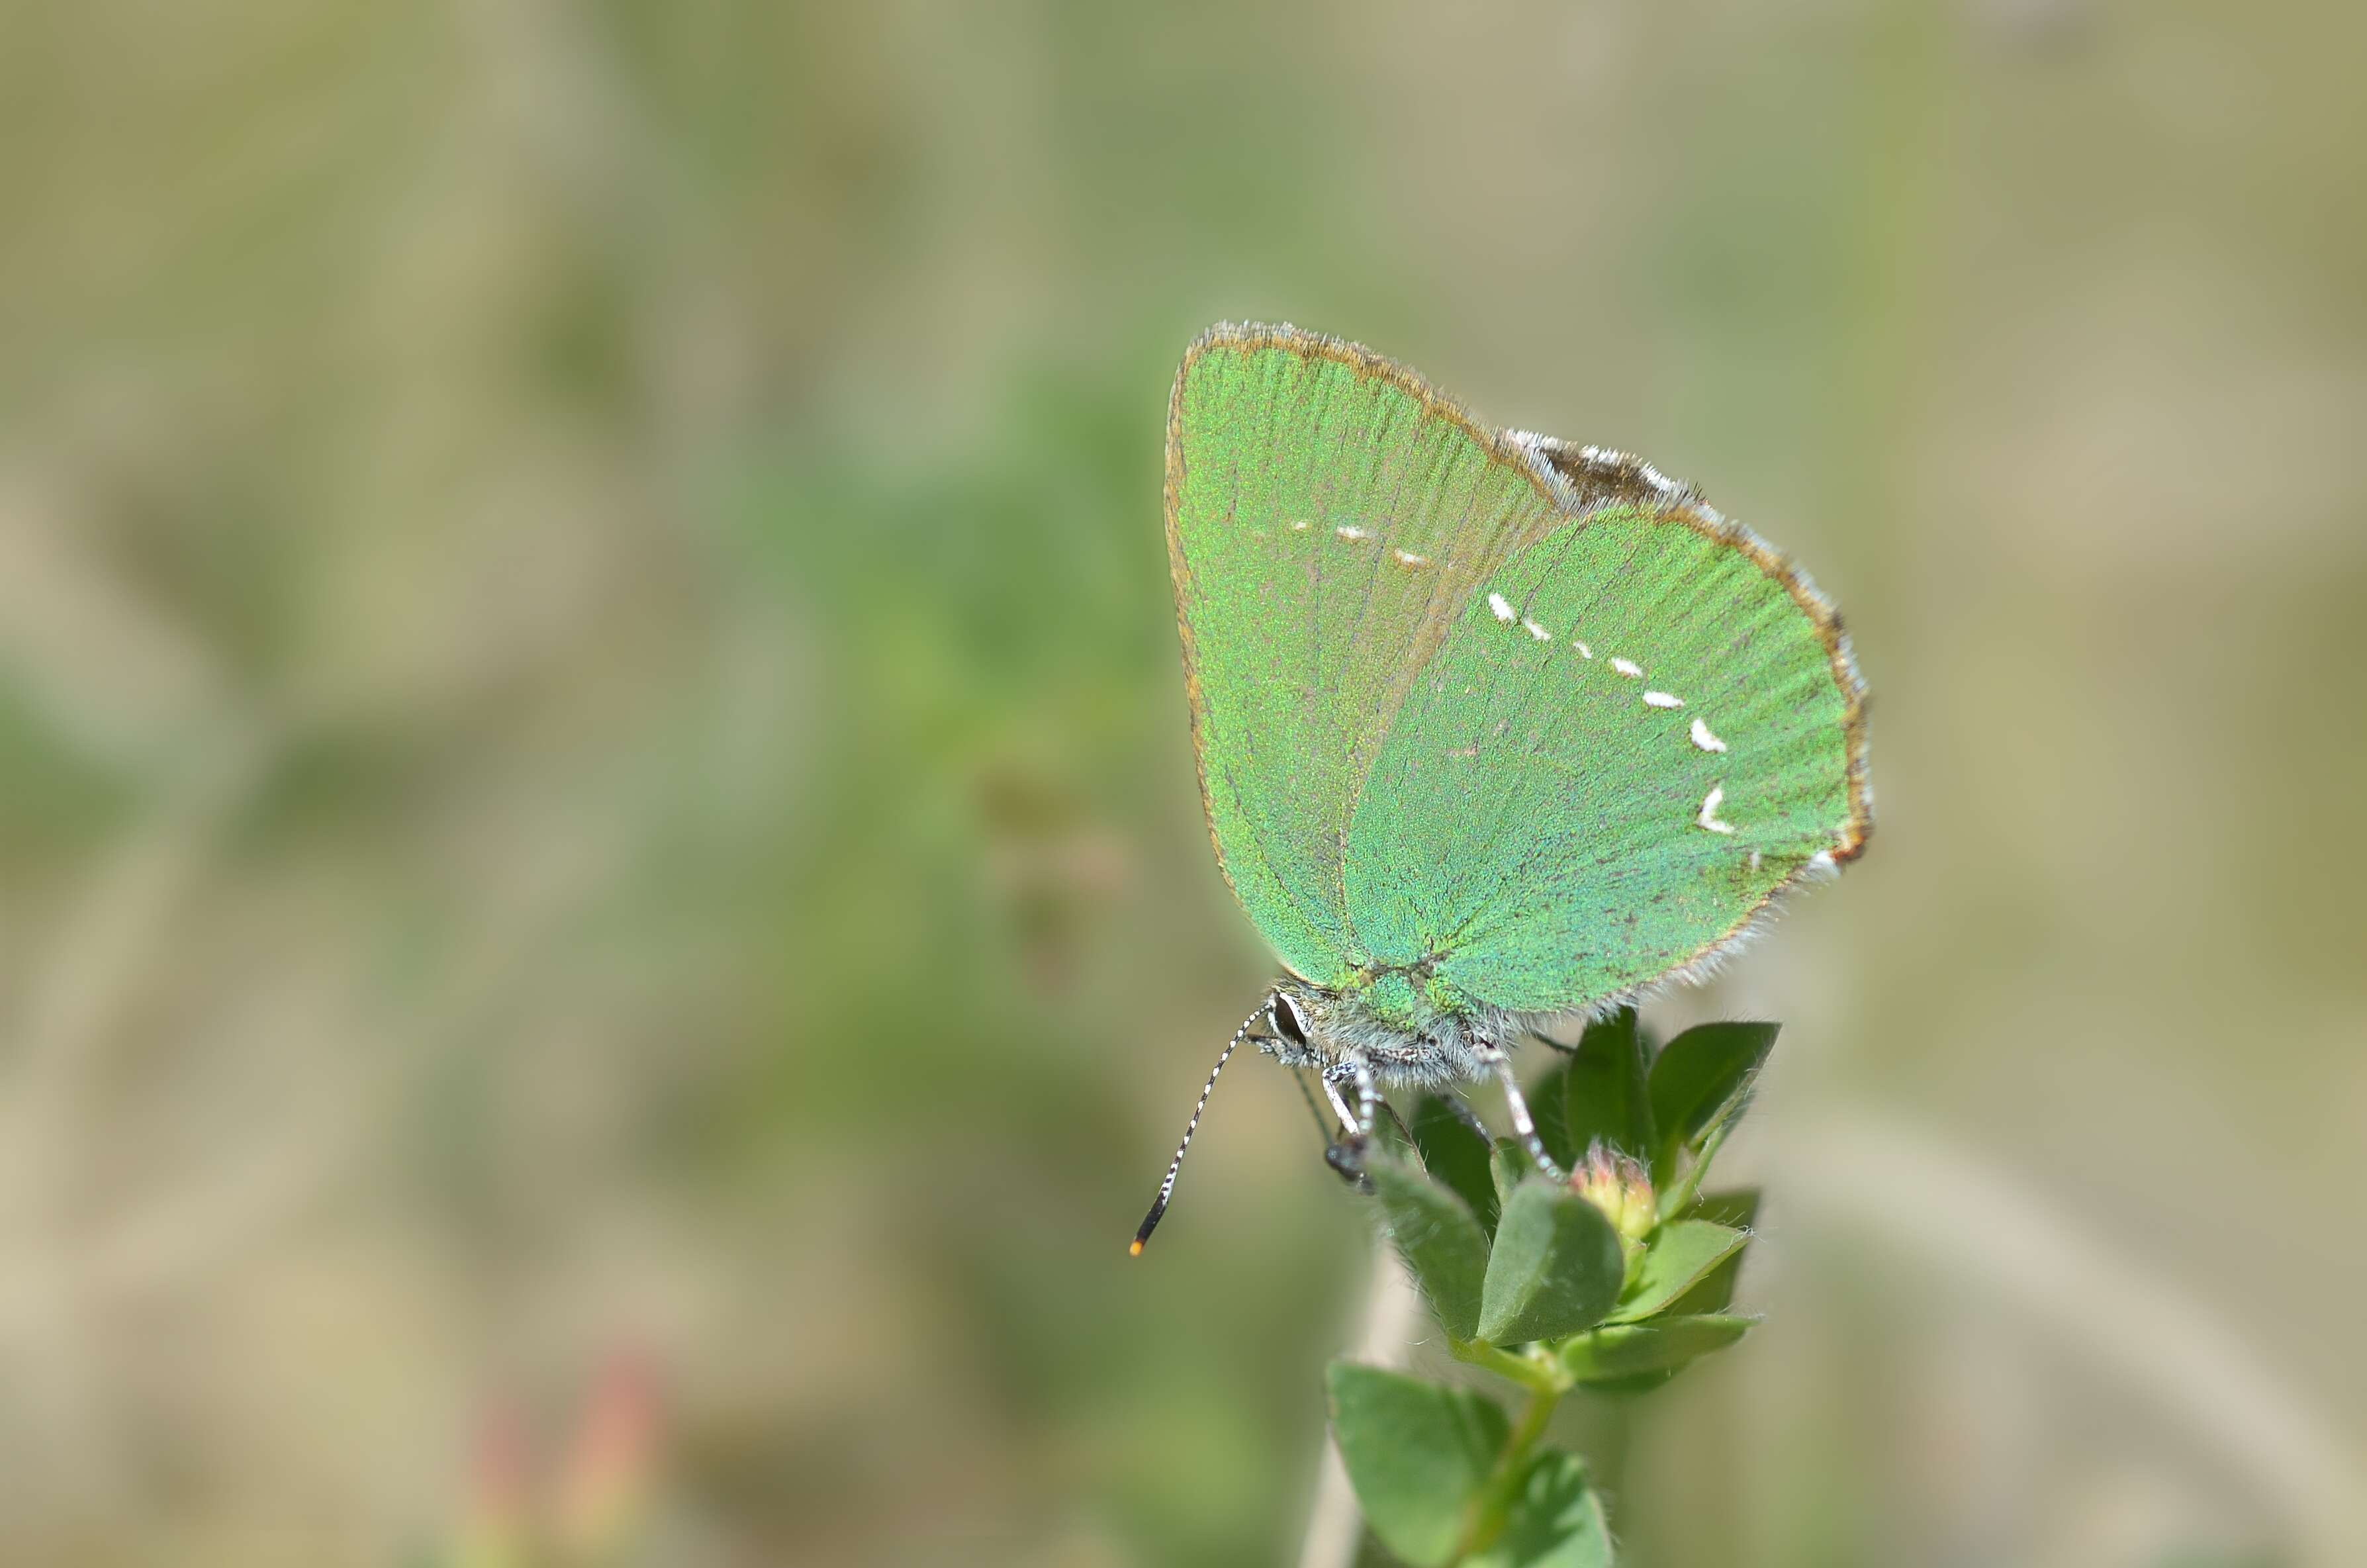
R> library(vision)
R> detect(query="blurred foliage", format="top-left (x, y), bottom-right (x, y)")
top-left (0, 1), bottom-right (2362, 1565)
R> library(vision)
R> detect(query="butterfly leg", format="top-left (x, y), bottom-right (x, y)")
top-left (1317, 1058), bottom-right (1381, 1189)
top-left (1351, 1058), bottom-right (1381, 1141)
top-left (1316, 1071), bottom-right (1360, 1137)
top-left (1440, 1093), bottom-right (1493, 1145)
top-left (1478, 1044), bottom-right (1567, 1183)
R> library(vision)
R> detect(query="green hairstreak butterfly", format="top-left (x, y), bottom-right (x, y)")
top-left (1132, 323), bottom-right (1871, 1253)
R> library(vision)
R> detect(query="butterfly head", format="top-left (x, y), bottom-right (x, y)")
top-left (1260, 984), bottom-right (1324, 1067)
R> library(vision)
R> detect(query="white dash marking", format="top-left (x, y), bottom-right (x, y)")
top-left (1522, 618), bottom-right (1552, 641)
top-left (1572, 640), bottom-right (1593, 659)
top-left (1643, 690), bottom-right (1683, 709)
top-left (1610, 657), bottom-right (1643, 678)
top-left (1289, 519), bottom-right (1310, 531)
top-left (1689, 717), bottom-right (1727, 753)
top-left (1488, 593), bottom-right (1516, 623)
top-left (1696, 784), bottom-right (1736, 835)
top-left (1334, 524), bottom-right (1371, 541)
top-left (1391, 548), bottom-right (1430, 567)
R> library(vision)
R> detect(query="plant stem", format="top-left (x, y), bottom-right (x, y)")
top-left (1447, 1337), bottom-right (1565, 1394)
top-left (1657, 1119), bottom-right (1731, 1222)
top-left (1457, 1380), bottom-right (1563, 1559)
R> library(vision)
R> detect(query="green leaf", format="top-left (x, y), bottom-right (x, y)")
top-left (1526, 1058), bottom-right (1576, 1170)
top-left (1665, 1189), bottom-right (1759, 1315)
top-left (1576, 1370), bottom-right (1681, 1397)
top-left (1367, 1158), bottom-right (1491, 1339)
top-left (1605, 1220), bottom-right (1747, 1324)
top-left (1647, 1021), bottom-right (1778, 1176)
top-left (1326, 1363), bottom-right (1508, 1568)
top-left (1561, 1007), bottom-right (1653, 1162)
top-left (1476, 1181), bottom-right (1627, 1346)
top-left (1411, 1095), bottom-right (1501, 1234)
top-left (1685, 1187), bottom-right (1761, 1230)
top-left (1371, 1099), bottom-right (1418, 1162)
top-left (1489, 1138), bottom-right (1529, 1215)
top-left (1466, 1449), bottom-right (1614, 1568)
top-left (1558, 1314), bottom-right (1755, 1385)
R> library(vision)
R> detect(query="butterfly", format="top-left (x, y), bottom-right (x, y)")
top-left (1132, 323), bottom-right (1871, 1252)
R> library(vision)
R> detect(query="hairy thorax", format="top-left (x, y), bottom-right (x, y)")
top-left (1266, 974), bottom-right (1532, 1090)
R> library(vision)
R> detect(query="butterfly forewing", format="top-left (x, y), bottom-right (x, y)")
top-left (1165, 326), bottom-right (1566, 985)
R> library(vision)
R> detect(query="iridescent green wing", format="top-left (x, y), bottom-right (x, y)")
top-left (1342, 447), bottom-right (1871, 1016)
top-left (1164, 325), bottom-right (1569, 986)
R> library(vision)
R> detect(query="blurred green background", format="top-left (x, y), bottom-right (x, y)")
top-left (1, 1), bottom-right (2362, 1564)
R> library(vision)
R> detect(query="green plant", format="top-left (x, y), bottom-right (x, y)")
top-left (1326, 1007), bottom-right (1777, 1566)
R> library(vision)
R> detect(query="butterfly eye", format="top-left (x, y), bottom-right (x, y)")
top-left (1270, 992), bottom-right (1309, 1046)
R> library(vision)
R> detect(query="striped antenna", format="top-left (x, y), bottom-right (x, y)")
top-left (1130, 996), bottom-right (1271, 1256)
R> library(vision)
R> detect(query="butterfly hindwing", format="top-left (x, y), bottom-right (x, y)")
top-left (1342, 492), bottom-right (1867, 1015)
